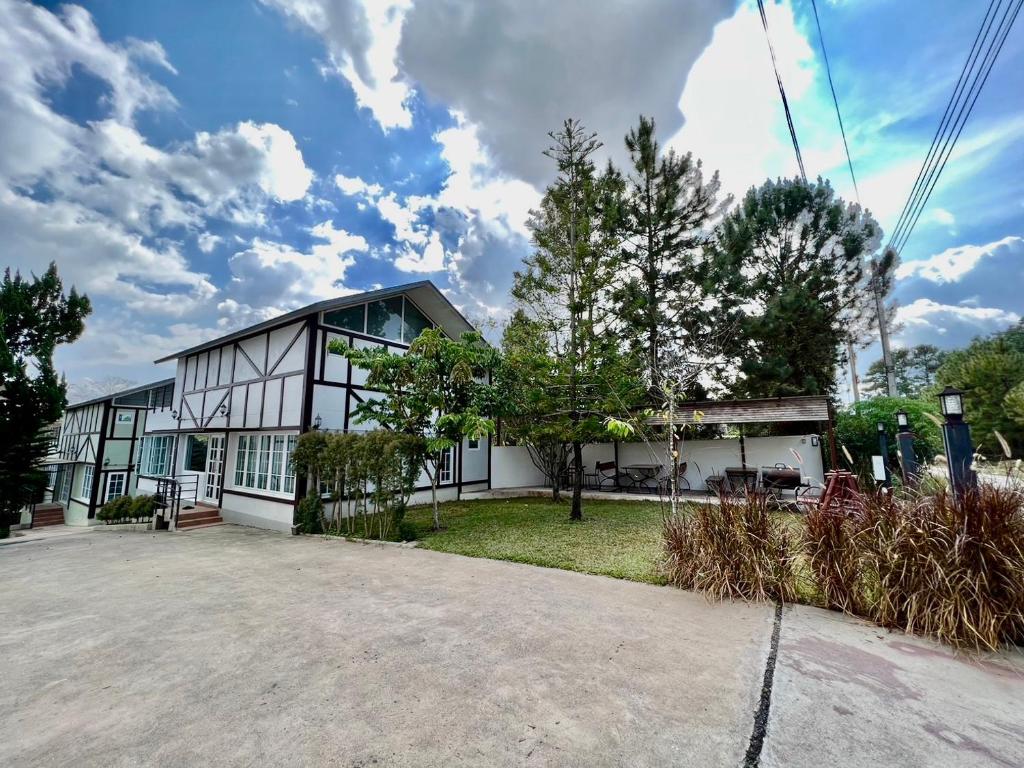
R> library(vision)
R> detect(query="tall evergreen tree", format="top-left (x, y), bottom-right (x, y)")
top-left (1, 264), bottom-right (90, 536)
top-left (512, 119), bottom-right (642, 521)
top-left (612, 115), bottom-right (727, 393)
top-left (861, 344), bottom-right (948, 398)
top-left (702, 177), bottom-right (883, 399)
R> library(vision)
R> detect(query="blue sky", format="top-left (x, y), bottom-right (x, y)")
top-left (2, 0), bottom-right (1022, 399)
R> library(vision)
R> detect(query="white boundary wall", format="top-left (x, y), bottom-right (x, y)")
top-left (491, 436), bottom-right (824, 491)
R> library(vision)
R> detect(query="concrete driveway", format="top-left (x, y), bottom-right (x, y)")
top-left (1, 526), bottom-right (1021, 767)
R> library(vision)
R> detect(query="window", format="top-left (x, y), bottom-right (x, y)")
top-left (139, 435), bottom-right (172, 476)
top-left (366, 296), bottom-right (404, 342)
top-left (402, 299), bottom-right (431, 344)
top-left (117, 412), bottom-right (133, 424)
top-left (186, 435), bottom-right (208, 472)
top-left (327, 335), bottom-right (349, 356)
top-left (105, 472), bottom-right (126, 502)
top-left (45, 467), bottom-right (57, 488)
top-left (80, 465), bottom-right (94, 499)
top-left (467, 437), bottom-right (480, 451)
top-left (323, 304), bottom-right (366, 333)
top-left (233, 433), bottom-right (297, 495)
top-left (439, 447), bottom-right (454, 485)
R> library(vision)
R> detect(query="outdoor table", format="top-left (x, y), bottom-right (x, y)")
top-left (622, 464), bottom-right (663, 493)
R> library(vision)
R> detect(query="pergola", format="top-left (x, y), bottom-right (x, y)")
top-left (644, 394), bottom-right (837, 469)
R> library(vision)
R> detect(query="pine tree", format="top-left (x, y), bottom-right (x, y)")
top-left (1, 264), bottom-right (91, 535)
top-left (512, 119), bottom-right (642, 521)
top-left (612, 115), bottom-right (727, 394)
top-left (702, 177), bottom-right (881, 400)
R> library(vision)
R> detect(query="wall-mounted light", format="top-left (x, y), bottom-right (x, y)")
top-left (313, 414), bottom-right (322, 430)
top-left (171, 410), bottom-right (179, 420)
top-left (219, 404), bottom-right (229, 418)
top-left (103, 458), bottom-right (110, 466)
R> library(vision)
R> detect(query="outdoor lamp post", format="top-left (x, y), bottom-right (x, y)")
top-left (895, 410), bottom-right (920, 486)
top-left (938, 385), bottom-right (976, 500)
top-left (876, 421), bottom-right (891, 487)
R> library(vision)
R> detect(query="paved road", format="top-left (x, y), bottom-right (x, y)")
top-left (0, 526), bottom-right (1021, 767)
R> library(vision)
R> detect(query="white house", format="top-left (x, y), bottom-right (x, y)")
top-left (136, 281), bottom-right (491, 532)
top-left (35, 379), bottom-right (174, 527)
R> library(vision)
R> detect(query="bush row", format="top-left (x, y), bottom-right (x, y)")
top-left (96, 494), bottom-right (157, 523)
top-left (664, 485), bottom-right (1024, 650)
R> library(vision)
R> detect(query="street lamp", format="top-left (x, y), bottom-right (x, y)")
top-left (876, 421), bottom-right (891, 487)
top-left (937, 386), bottom-right (975, 501)
top-left (894, 410), bottom-right (919, 486)
top-left (939, 386), bottom-right (965, 420)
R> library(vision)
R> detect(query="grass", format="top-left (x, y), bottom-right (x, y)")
top-left (398, 497), bottom-right (670, 584)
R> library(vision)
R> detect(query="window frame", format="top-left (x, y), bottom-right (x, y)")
top-left (438, 447), bottom-right (454, 485)
top-left (138, 435), bottom-right (173, 477)
top-left (321, 296), bottom-right (436, 346)
top-left (232, 432), bottom-right (297, 498)
top-left (105, 471), bottom-right (127, 502)
top-left (80, 464), bottom-right (94, 500)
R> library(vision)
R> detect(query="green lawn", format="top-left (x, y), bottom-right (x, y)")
top-left (401, 497), bottom-right (670, 585)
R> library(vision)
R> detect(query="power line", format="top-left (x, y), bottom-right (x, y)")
top-left (887, 0), bottom-right (1000, 251)
top-left (810, 0), bottom-right (860, 205)
top-left (887, 0), bottom-right (1022, 256)
top-left (893, 0), bottom-right (1022, 256)
top-left (756, 0), bottom-right (807, 181)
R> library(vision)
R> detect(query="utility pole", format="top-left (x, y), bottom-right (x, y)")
top-left (872, 259), bottom-right (897, 397)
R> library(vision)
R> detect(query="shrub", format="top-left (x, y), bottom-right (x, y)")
top-left (858, 485), bottom-right (1024, 650)
top-left (397, 519), bottom-right (418, 542)
top-left (802, 500), bottom-right (868, 614)
top-left (97, 495), bottom-right (133, 522)
top-left (664, 494), bottom-right (797, 602)
top-left (295, 492), bottom-right (323, 534)
top-left (130, 494), bottom-right (157, 519)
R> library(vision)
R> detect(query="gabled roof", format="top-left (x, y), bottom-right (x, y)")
top-left (67, 378), bottom-right (176, 409)
top-left (153, 280), bottom-right (478, 364)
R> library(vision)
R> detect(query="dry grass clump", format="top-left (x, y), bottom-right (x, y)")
top-left (858, 485), bottom-right (1024, 651)
top-left (664, 484), bottom-right (1024, 650)
top-left (664, 493), bottom-right (797, 603)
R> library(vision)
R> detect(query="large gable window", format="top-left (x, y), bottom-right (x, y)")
top-left (366, 296), bottom-right (404, 342)
top-left (402, 299), bottom-right (431, 344)
top-left (323, 304), bottom-right (365, 334)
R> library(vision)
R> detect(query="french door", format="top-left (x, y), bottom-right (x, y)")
top-left (203, 435), bottom-right (225, 502)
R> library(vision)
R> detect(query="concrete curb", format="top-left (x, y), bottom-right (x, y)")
top-left (94, 523), bottom-right (155, 532)
top-left (316, 533), bottom-right (420, 549)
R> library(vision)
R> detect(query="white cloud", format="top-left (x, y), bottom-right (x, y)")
top-left (235, 121), bottom-right (314, 201)
top-left (197, 233), bottom-right (222, 253)
top-left (394, 231), bottom-right (445, 273)
top-left (897, 298), bottom-right (1019, 334)
top-left (897, 236), bottom-right (1023, 283)
top-left (262, 0), bottom-right (414, 130)
top-left (931, 208), bottom-right (955, 226)
top-left (227, 220), bottom-right (368, 307)
top-left (335, 172), bottom-right (382, 197)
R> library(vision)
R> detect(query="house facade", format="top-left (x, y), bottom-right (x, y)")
top-left (137, 281), bottom-right (491, 532)
top-left (39, 379), bottom-right (174, 526)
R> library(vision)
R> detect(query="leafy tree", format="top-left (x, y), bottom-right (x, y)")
top-left (611, 115), bottom-right (727, 392)
top-left (701, 177), bottom-right (884, 399)
top-left (494, 310), bottom-right (571, 501)
top-left (932, 324), bottom-right (1024, 458)
top-left (512, 119), bottom-right (644, 521)
top-left (862, 344), bottom-right (947, 398)
top-left (1, 264), bottom-right (90, 536)
top-left (333, 328), bottom-right (498, 530)
top-left (834, 397), bottom-right (944, 478)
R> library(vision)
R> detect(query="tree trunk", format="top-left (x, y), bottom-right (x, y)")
top-left (570, 440), bottom-right (583, 521)
top-left (426, 463), bottom-right (440, 531)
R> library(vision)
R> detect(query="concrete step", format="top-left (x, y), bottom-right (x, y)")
top-left (176, 513), bottom-right (223, 529)
top-left (177, 506), bottom-right (220, 522)
top-left (32, 509), bottom-right (66, 527)
top-left (176, 521), bottom-right (225, 531)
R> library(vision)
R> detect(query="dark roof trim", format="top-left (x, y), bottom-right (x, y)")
top-left (645, 395), bottom-right (831, 426)
top-left (67, 378), bottom-right (176, 409)
top-left (153, 280), bottom-right (477, 364)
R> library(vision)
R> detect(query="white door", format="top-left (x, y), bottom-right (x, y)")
top-left (204, 435), bottom-right (225, 502)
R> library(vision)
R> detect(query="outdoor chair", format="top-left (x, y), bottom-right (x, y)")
top-left (725, 467), bottom-right (759, 495)
top-left (595, 460), bottom-right (622, 491)
top-left (657, 462), bottom-right (690, 496)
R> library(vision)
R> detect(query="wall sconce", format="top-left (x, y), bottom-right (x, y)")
top-left (103, 458), bottom-right (110, 466)
top-left (219, 404), bottom-right (229, 418)
top-left (313, 414), bottom-right (323, 430)
top-left (171, 410), bottom-right (179, 420)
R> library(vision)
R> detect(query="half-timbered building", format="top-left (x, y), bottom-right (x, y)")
top-left (138, 281), bottom-right (491, 532)
top-left (40, 379), bottom-right (174, 526)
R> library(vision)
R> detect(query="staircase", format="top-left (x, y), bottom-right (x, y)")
top-left (175, 503), bottom-right (223, 530)
top-left (32, 504), bottom-right (66, 528)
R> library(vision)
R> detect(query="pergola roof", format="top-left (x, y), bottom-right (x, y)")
top-left (645, 395), bottom-right (831, 426)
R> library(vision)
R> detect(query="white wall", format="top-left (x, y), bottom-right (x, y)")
top-left (490, 436), bottom-right (826, 491)
top-left (491, 446), bottom-right (548, 488)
